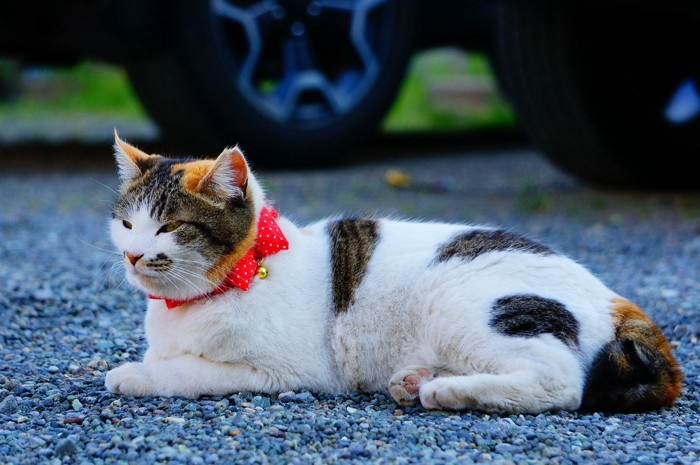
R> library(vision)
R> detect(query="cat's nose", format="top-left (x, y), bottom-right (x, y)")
top-left (126, 252), bottom-right (144, 266)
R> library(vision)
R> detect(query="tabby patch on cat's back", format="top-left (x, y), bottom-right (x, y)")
top-left (105, 131), bottom-right (681, 414)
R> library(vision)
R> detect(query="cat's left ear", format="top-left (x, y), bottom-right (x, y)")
top-left (113, 129), bottom-right (155, 183)
top-left (197, 145), bottom-right (249, 199)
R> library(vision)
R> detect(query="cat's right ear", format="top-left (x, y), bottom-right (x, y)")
top-left (113, 129), bottom-right (153, 183)
top-left (197, 145), bottom-right (249, 200)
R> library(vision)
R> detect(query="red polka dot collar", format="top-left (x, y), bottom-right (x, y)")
top-left (149, 206), bottom-right (289, 309)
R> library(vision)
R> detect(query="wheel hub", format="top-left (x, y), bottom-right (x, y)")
top-left (211, 0), bottom-right (394, 125)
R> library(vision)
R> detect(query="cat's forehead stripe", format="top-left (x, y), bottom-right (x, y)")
top-left (170, 160), bottom-right (216, 193)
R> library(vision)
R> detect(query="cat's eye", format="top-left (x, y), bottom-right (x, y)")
top-left (157, 222), bottom-right (184, 235)
top-left (122, 220), bottom-right (132, 230)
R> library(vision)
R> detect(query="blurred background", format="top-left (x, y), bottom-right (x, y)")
top-left (1, 0), bottom-right (699, 189)
top-left (0, 49), bottom-right (515, 146)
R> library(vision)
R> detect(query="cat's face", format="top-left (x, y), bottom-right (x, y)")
top-left (110, 134), bottom-right (255, 300)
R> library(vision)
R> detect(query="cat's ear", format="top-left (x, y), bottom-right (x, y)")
top-left (197, 145), bottom-right (249, 199)
top-left (113, 129), bottom-right (153, 183)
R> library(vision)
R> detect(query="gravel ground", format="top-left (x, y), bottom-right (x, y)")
top-left (1, 140), bottom-right (699, 464)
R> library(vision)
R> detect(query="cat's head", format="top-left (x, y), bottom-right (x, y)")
top-left (110, 131), bottom-right (264, 300)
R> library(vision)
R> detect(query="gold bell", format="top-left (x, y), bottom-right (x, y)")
top-left (256, 265), bottom-right (268, 279)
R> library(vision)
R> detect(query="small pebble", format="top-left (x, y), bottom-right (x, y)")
top-left (63, 416), bottom-right (85, 425)
top-left (32, 289), bottom-right (52, 301)
top-left (164, 417), bottom-right (185, 424)
top-left (54, 438), bottom-right (78, 457)
top-left (251, 395), bottom-right (271, 409)
top-left (0, 395), bottom-right (19, 414)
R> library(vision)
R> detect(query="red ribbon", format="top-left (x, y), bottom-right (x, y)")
top-left (149, 206), bottom-right (289, 309)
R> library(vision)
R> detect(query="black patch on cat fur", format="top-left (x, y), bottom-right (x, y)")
top-left (580, 339), bottom-right (675, 413)
top-left (327, 218), bottom-right (379, 314)
top-left (434, 229), bottom-right (553, 263)
top-left (490, 295), bottom-right (579, 347)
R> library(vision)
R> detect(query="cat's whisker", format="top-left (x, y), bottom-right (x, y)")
top-left (169, 264), bottom-right (219, 286)
top-left (171, 257), bottom-right (209, 264)
top-left (165, 269), bottom-right (212, 298)
top-left (74, 237), bottom-right (122, 256)
top-left (114, 265), bottom-right (130, 290)
top-left (91, 177), bottom-right (120, 197)
top-left (172, 258), bottom-right (216, 271)
top-left (73, 232), bottom-right (122, 287)
top-left (91, 256), bottom-right (120, 289)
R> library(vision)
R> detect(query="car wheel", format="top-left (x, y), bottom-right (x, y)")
top-left (125, 0), bottom-right (417, 167)
top-left (496, 1), bottom-right (700, 189)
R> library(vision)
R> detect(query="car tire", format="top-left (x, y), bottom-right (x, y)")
top-left (125, 0), bottom-right (417, 167)
top-left (496, 1), bottom-right (700, 189)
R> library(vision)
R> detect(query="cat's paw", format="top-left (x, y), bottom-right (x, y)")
top-left (419, 377), bottom-right (477, 411)
top-left (388, 367), bottom-right (435, 406)
top-left (105, 362), bottom-right (154, 397)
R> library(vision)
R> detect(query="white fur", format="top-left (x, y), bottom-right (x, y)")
top-left (107, 171), bottom-right (620, 414)
top-left (113, 143), bottom-right (142, 183)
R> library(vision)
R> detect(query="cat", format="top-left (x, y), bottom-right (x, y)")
top-left (105, 132), bottom-right (682, 414)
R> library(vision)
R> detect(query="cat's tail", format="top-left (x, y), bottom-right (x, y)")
top-left (580, 298), bottom-right (682, 412)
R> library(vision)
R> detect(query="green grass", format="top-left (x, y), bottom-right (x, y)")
top-left (382, 49), bottom-right (516, 132)
top-left (0, 49), bottom-right (515, 132)
top-left (0, 61), bottom-right (145, 117)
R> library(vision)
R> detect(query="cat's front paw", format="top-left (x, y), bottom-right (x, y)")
top-left (105, 362), bottom-right (154, 397)
top-left (388, 366), bottom-right (435, 406)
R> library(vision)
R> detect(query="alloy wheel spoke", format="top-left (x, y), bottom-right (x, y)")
top-left (315, 0), bottom-right (356, 11)
top-left (211, 0), bottom-right (391, 122)
top-left (211, 0), bottom-right (280, 94)
top-left (348, 0), bottom-right (387, 88)
top-left (266, 38), bottom-right (349, 121)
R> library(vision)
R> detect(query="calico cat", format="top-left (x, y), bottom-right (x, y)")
top-left (106, 132), bottom-right (681, 414)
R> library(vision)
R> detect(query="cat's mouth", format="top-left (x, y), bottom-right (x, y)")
top-left (131, 269), bottom-right (160, 281)
top-left (126, 266), bottom-right (166, 290)
top-left (122, 254), bottom-right (212, 299)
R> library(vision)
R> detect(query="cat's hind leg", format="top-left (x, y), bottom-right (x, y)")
top-left (388, 342), bottom-right (584, 414)
top-left (418, 367), bottom-right (582, 414)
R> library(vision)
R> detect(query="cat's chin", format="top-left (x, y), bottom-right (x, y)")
top-left (126, 270), bottom-right (212, 301)
top-left (126, 270), bottom-right (170, 296)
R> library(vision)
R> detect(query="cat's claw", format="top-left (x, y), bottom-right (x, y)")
top-left (105, 362), bottom-right (154, 397)
top-left (388, 367), bottom-right (435, 406)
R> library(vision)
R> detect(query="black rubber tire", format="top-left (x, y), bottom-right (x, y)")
top-left (125, 0), bottom-right (417, 168)
top-left (496, 1), bottom-right (700, 189)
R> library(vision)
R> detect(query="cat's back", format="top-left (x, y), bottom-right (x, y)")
top-left (312, 216), bottom-right (474, 305)
top-left (313, 215), bottom-right (616, 323)
top-left (312, 215), bottom-right (585, 295)
top-left (311, 215), bottom-right (602, 322)
top-left (312, 215), bottom-right (615, 344)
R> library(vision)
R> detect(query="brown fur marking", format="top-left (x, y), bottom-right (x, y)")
top-left (230, 149), bottom-right (248, 191)
top-left (327, 218), bottom-right (380, 314)
top-left (205, 220), bottom-right (257, 285)
top-left (115, 133), bottom-right (151, 165)
top-left (610, 298), bottom-right (683, 406)
top-left (172, 160), bottom-right (216, 194)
